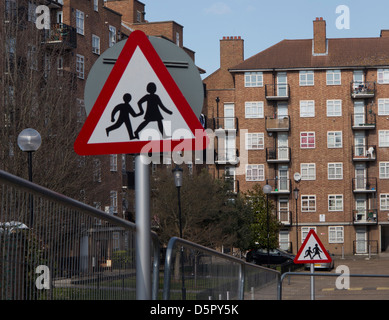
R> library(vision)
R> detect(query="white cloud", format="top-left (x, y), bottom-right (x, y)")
top-left (204, 2), bottom-right (232, 15)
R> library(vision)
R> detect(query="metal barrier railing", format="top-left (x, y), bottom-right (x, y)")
top-left (162, 237), bottom-right (280, 300)
top-left (0, 170), bottom-right (159, 300)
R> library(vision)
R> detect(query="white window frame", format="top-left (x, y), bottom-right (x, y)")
top-left (378, 99), bottom-right (389, 115)
top-left (92, 34), bottom-right (100, 54)
top-left (328, 163), bottom-right (343, 180)
top-left (245, 133), bottom-right (264, 150)
top-left (301, 163), bottom-right (316, 180)
top-left (379, 130), bottom-right (389, 147)
top-left (94, 0), bottom-right (99, 11)
top-left (380, 162), bottom-right (389, 179)
top-left (76, 9), bottom-right (85, 35)
top-left (329, 226), bottom-right (344, 243)
top-left (110, 191), bottom-right (118, 214)
top-left (326, 69), bottom-right (341, 85)
top-left (245, 164), bottom-right (265, 181)
top-left (380, 194), bottom-right (389, 210)
top-left (327, 100), bottom-right (342, 117)
top-left (300, 132), bottom-right (315, 149)
top-left (244, 72), bottom-right (263, 87)
top-left (110, 154), bottom-right (117, 172)
top-left (301, 195), bottom-right (316, 212)
top-left (300, 100), bottom-right (315, 117)
top-left (378, 69), bottom-right (389, 84)
top-left (328, 194), bottom-right (343, 211)
top-left (76, 54), bottom-right (84, 79)
top-left (327, 131), bottom-right (342, 148)
top-left (109, 25), bottom-right (117, 47)
top-left (245, 101), bottom-right (264, 118)
top-left (299, 70), bottom-right (314, 86)
top-left (301, 227), bottom-right (316, 242)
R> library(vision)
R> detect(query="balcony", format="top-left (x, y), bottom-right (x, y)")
top-left (265, 116), bottom-right (290, 132)
top-left (42, 23), bottom-right (77, 49)
top-left (215, 148), bottom-right (239, 165)
top-left (351, 112), bottom-right (376, 130)
top-left (266, 147), bottom-right (290, 163)
top-left (277, 210), bottom-right (292, 226)
top-left (265, 179), bottom-right (291, 195)
top-left (351, 82), bottom-right (375, 99)
top-left (352, 209), bottom-right (378, 225)
top-left (352, 177), bottom-right (377, 193)
top-left (213, 117), bottom-right (238, 134)
top-left (265, 84), bottom-right (290, 100)
top-left (352, 145), bottom-right (376, 162)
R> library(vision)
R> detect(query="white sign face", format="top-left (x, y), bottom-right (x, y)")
top-left (294, 229), bottom-right (332, 264)
top-left (88, 46), bottom-right (193, 144)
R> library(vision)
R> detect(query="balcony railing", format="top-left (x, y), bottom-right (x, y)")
top-left (265, 84), bottom-right (290, 100)
top-left (213, 117), bottom-right (238, 133)
top-left (215, 148), bottom-right (239, 164)
top-left (352, 145), bottom-right (376, 161)
top-left (42, 23), bottom-right (77, 49)
top-left (277, 210), bottom-right (292, 226)
top-left (351, 81), bottom-right (375, 99)
top-left (266, 147), bottom-right (290, 163)
top-left (352, 209), bottom-right (378, 225)
top-left (265, 179), bottom-right (291, 194)
top-left (351, 112), bottom-right (376, 130)
top-left (352, 177), bottom-right (377, 193)
top-left (265, 116), bottom-right (290, 132)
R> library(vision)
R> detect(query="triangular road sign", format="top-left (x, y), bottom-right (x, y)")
top-left (294, 229), bottom-right (332, 264)
top-left (74, 30), bottom-right (208, 155)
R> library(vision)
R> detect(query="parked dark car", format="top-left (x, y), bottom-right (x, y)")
top-left (246, 248), bottom-right (295, 265)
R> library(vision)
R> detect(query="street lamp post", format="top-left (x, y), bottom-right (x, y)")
top-left (293, 187), bottom-right (300, 253)
top-left (263, 184), bottom-right (272, 267)
top-left (17, 128), bottom-right (41, 225)
top-left (172, 165), bottom-right (186, 300)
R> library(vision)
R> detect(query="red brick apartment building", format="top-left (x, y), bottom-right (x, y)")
top-left (204, 18), bottom-right (389, 256)
top-left (1, 0), bottom-right (199, 222)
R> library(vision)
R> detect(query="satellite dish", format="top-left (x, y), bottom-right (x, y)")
top-left (294, 172), bottom-right (301, 182)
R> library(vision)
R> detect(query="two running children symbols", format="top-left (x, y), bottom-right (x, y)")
top-left (106, 82), bottom-right (173, 140)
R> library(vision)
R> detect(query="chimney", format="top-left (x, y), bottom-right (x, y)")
top-left (220, 36), bottom-right (244, 70)
top-left (313, 17), bottom-right (327, 54)
top-left (381, 30), bottom-right (389, 38)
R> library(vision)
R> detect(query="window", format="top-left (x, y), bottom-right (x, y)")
top-left (300, 132), bottom-right (315, 148)
top-left (110, 154), bottom-right (117, 171)
top-left (300, 100), bottom-right (315, 117)
top-left (28, 2), bottom-right (37, 22)
top-left (327, 100), bottom-right (342, 117)
top-left (245, 164), bottom-right (264, 181)
top-left (93, 159), bottom-right (101, 182)
top-left (76, 54), bottom-right (84, 79)
top-left (299, 71), bottom-right (314, 86)
top-left (245, 101), bottom-right (264, 118)
top-left (380, 194), bottom-right (389, 210)
top-left (27, 45), bottom-right (38, 70)
top-left (94, 0), bottom-right (98, 11)
top-left (92, 34), bottom-right (100, 54)
top-left (301, 195), bottom-right (316, 212)
top-left (301, 227), bottom-right (316, 242)
top-left (113, 232), bottom-right (119, 250)
top-left (380, 162), bottom-right (389, 179)
top-left (301, 163), bottom-right (316, 180)
top-left (378, 69), bottom-right (389, 84)
top-left (244, 72), bottom-right (263, 87)
top-left (246, 133), bottom-right (264, 150)
top-left (109, 25), bottom-right (116, 47)
top-left (110, 191), bottom-right (118, 214)
top-left (76, 10), bottom-right (84, 35)
top-left (378, 99), bottom-right (389, 115)
top-left (328, 163), bottom-right (343, 180)
top-left (329, 226), bottom-right (344, 243)
top-left (326, 70), bottom-right (341, 85)
top-left (327, 131), bottom-right (342, 148)
top-left (379, 130), bottom-right (389, 147)
top-left (328, 195), bottom-right (343, 211)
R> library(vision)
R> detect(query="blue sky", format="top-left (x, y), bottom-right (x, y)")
top-left (147, 0), bottom-right (389, 78)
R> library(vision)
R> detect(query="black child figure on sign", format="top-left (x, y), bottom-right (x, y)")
top-left (134, 82), bottom-right (173, 139)
top-left (106, 93), bottom-right (140, 140)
